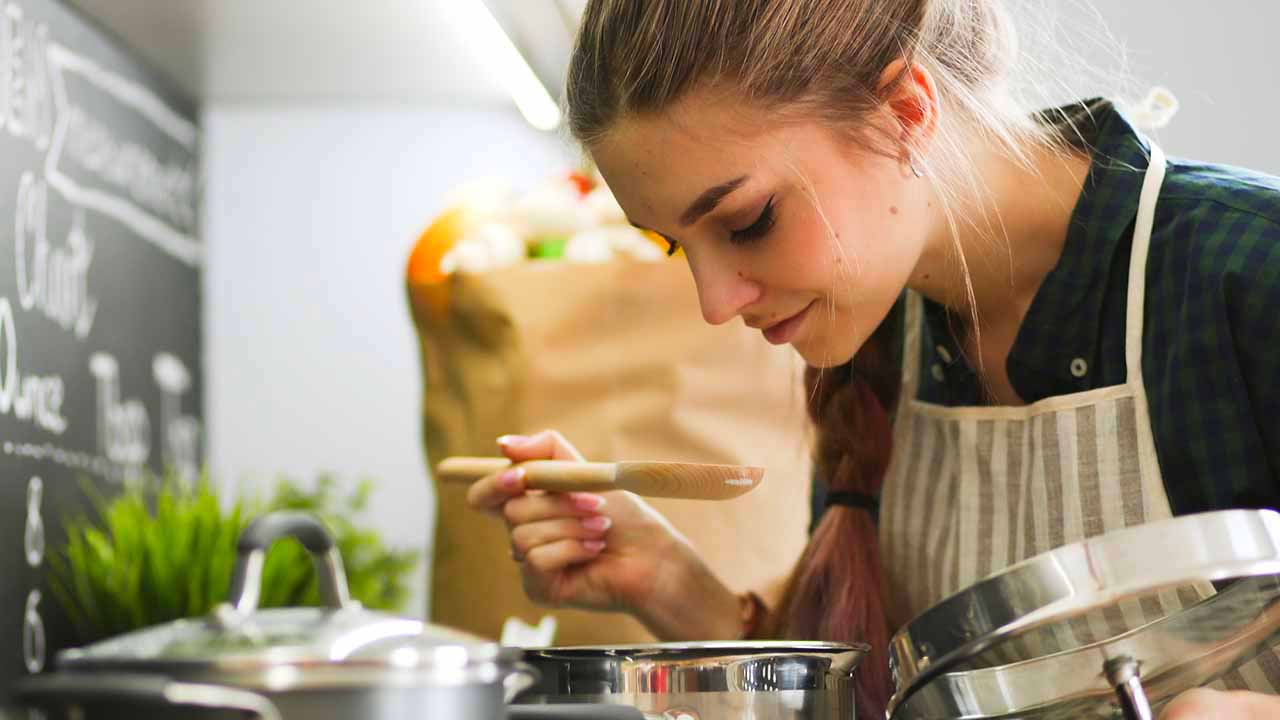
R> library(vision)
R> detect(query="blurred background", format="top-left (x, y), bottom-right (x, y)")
top-left (6, 3), bottom-right (810, 689)
top-left (60, 0), bottom-right (1280, 620)
top-left (62, 0), bottom-right (1280, 617)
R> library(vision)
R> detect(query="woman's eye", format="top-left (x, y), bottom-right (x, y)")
top-left (729, 197), bottom-right (776, 244)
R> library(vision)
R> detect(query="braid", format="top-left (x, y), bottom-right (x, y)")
top-left (763, 320), bottom-right (899, 719)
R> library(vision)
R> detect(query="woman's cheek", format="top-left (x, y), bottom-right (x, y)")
top-left (786, 206), bottom-right (855, 281)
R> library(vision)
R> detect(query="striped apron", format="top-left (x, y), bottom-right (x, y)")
top-left (877, 144), bottom-right (1280, 692)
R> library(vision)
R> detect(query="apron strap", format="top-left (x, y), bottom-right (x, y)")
top-left (1125, 143), bottom-right (1169, 485)
top-left (1125, 143), bottom-right (1167, 382)
top-left (900, 144), bottom-right (1166, 399)
top-left (901, 291), bottom-right (923, 400)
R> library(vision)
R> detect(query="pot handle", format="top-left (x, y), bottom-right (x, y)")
top-left (14, 673), bottom-right (283, 720)
top-left (504, 660), bottom-right (542, 703)
top-left (227, 511), bottom-right (353, 614)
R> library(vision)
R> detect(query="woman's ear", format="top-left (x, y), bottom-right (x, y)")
top-left (876, 58), bottom-right (940, 170)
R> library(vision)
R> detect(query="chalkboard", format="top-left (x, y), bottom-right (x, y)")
top-left (0, 0), bottom-right (201, 711)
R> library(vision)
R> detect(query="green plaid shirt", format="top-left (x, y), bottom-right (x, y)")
top-left (912, 99), bottom-right (1280, 517)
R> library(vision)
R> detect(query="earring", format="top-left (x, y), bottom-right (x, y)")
top-left (909, 157), bottom-right (925, 179)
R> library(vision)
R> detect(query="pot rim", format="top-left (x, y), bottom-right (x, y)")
top-left (517, 640), bottom-right (867, 696)
top-left (520, 640), bottom-right (870, 655)
top-left (57, 644), bottom-right (527, 692)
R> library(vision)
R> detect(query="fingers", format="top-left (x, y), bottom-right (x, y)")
top-left (466, 429), bottom-right (583, 516)
top-left (511, 515), bottom-right (612, 561)
top-left (1161, 688), bottom-right (1280, 720)
top-left (1160, 688), bottom-right (1218, 720)
top-left (466, 466), bottom-right (527, 517)
top-left (498, 429), bottom-right (585, 462)
top-left (503, 491), bottom-right (606, 527)
top-left (522, 537), bottom-right (606, 574)
top-left (467, 429), bottom-right (584, 516)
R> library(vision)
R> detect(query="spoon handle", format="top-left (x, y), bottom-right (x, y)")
top-left (435, 457), bottom-right (619, 492)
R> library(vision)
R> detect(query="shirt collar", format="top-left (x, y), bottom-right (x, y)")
top-left (1004, 98), bottom-right (1154, 400)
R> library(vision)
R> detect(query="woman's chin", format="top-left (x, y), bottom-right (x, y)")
top-left (791, 337), bottom-right (857, 369)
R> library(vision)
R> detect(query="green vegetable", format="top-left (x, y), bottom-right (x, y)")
top-left (530, 236), bottom-right (568, 259)
top-left (47, 468), bottom-right (420, 644)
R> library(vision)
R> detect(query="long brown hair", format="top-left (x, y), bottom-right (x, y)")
top-left (564, 1), bottom-right (1064, 716)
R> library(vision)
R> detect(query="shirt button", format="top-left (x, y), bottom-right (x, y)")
top-left (931, 363), bottom-right (945, 382)
top-left (1070, 357), bottom-right (1089, 378)
top-left (936, 345), bottom-right (953, 364)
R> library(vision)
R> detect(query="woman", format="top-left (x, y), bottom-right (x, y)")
top-left (466, 1), bottom-right (1280, 716)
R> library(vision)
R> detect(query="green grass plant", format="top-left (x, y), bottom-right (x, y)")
top-left (47, 469), bottom-right (420, 643)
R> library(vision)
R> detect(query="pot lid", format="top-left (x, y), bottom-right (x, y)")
top-left (58, 513), bottom-right (514, 687)
top-left (887, 509), bottom-right (1280, 719)
top-left (59, 606), bottom-right (489, 667)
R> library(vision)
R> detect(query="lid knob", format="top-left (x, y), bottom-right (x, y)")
top-left (225, 512), bottom-right (353, 616)
top-left (1105, 656), bottom-right (1154, 720)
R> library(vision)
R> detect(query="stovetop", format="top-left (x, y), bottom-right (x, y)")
top-left (509, 706), bottom-right (644, 720)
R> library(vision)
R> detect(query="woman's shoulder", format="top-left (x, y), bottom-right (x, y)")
top-left (1142, 158), bottom-right (1280, 515)
top-left (1161, 155), bottom-right (1280, 227)
top-left (1148, 156), bottom-right (1280, 292)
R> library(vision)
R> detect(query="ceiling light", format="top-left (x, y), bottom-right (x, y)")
top-left (449, 0), bottom-right (562, 131)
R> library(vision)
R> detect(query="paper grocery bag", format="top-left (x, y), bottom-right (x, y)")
top-left (408, 259), bottom-right (812, 644)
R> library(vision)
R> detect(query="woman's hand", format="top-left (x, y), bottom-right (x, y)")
top-left (1161, 687), bottom-right (1280, 719)
top-left (465, 429), bottom-right (742, 640)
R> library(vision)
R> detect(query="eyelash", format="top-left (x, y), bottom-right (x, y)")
top-left (729, 197), bottom-right (776, 245)
top-left (660, 196), bottom-right (777, 256)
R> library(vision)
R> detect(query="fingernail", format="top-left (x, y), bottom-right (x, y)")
top-left (570, 493), bottom-right (606, 512)
top-left (499, 467), bottom-right (525, 489)
top-left (581, 515), bottom-right (612, 532)
top-left (583, 540), bottom-right (606, 553)
top-left (497, 434), bottom-right (529, 447)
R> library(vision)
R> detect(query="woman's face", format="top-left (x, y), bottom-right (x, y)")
top-left (592, 94), bottom-right (933, 367)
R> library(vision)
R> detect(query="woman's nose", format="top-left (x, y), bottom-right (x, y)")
top-left (690, 259), bottom-right (761, 326)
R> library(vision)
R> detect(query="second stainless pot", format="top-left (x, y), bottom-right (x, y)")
top-left (16, 511), bottom-right (532, 720)
top-left (515, 641), bottom-right (868, 719)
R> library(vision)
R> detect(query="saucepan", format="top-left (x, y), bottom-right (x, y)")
top-left (13, 511), bottom-right (557, 720)
top-left (514, 640), bottom-right (868, 719)
top-left (887, 509), bottom-right (1280, 719)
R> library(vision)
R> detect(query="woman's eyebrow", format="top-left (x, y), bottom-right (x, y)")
top-left (679, 175), bottom-right (749, 226)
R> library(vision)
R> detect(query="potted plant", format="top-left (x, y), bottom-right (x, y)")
top-left (47, 469), bottom-right (420, 643)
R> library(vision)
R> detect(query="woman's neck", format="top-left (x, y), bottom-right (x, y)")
top-left (908, 138), bottom-right (1092, 331)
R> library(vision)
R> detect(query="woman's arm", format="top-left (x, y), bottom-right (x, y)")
top-left (1163, 687), bottom-right (1280, 719)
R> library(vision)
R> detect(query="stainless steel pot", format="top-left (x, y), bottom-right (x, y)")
top-left (515, 641), bottom-right (868, 719)
top-left (15, 511), bottom-right (534, 720)
top-left (887, 509), bottom-right (1280, 719)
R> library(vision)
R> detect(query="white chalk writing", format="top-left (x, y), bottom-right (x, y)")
top-left (154, 352), bottom-right (199, 481)
top-left (23, 589), bottom-right (43, 673)
top-left (24, 475), bottom-right (41, 567)
top-left (89, 352), bottom-right (150, 467)
top-left (15, 172), bottom-right (97, 338)
top-left (0, 296), bottom-right (67, 434)
top-left (1, 1), bottom-right (53, 149)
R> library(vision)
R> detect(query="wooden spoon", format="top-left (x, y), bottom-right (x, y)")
top-left (435, 457), bottom-right (763, 500)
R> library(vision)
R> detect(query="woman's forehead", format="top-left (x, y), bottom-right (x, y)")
top-left (590, 106), bottom-right (808, 224)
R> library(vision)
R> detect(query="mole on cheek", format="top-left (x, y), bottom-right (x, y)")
top-left (889, 206), bottom-right (899, 215)
top-left (737, 271), bottom-right (744, 278)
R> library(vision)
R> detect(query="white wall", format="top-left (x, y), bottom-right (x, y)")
top-left (202, 105), bottom-right (572, 617)
top-left (1015, 0), bottom-right (1280, 174)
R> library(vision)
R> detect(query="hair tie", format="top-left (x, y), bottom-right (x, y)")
top-left (825, 491), bottom-right (879, 516)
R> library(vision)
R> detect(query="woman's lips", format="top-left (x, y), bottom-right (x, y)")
top-left (762, 301), bottom-right (815, 345)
